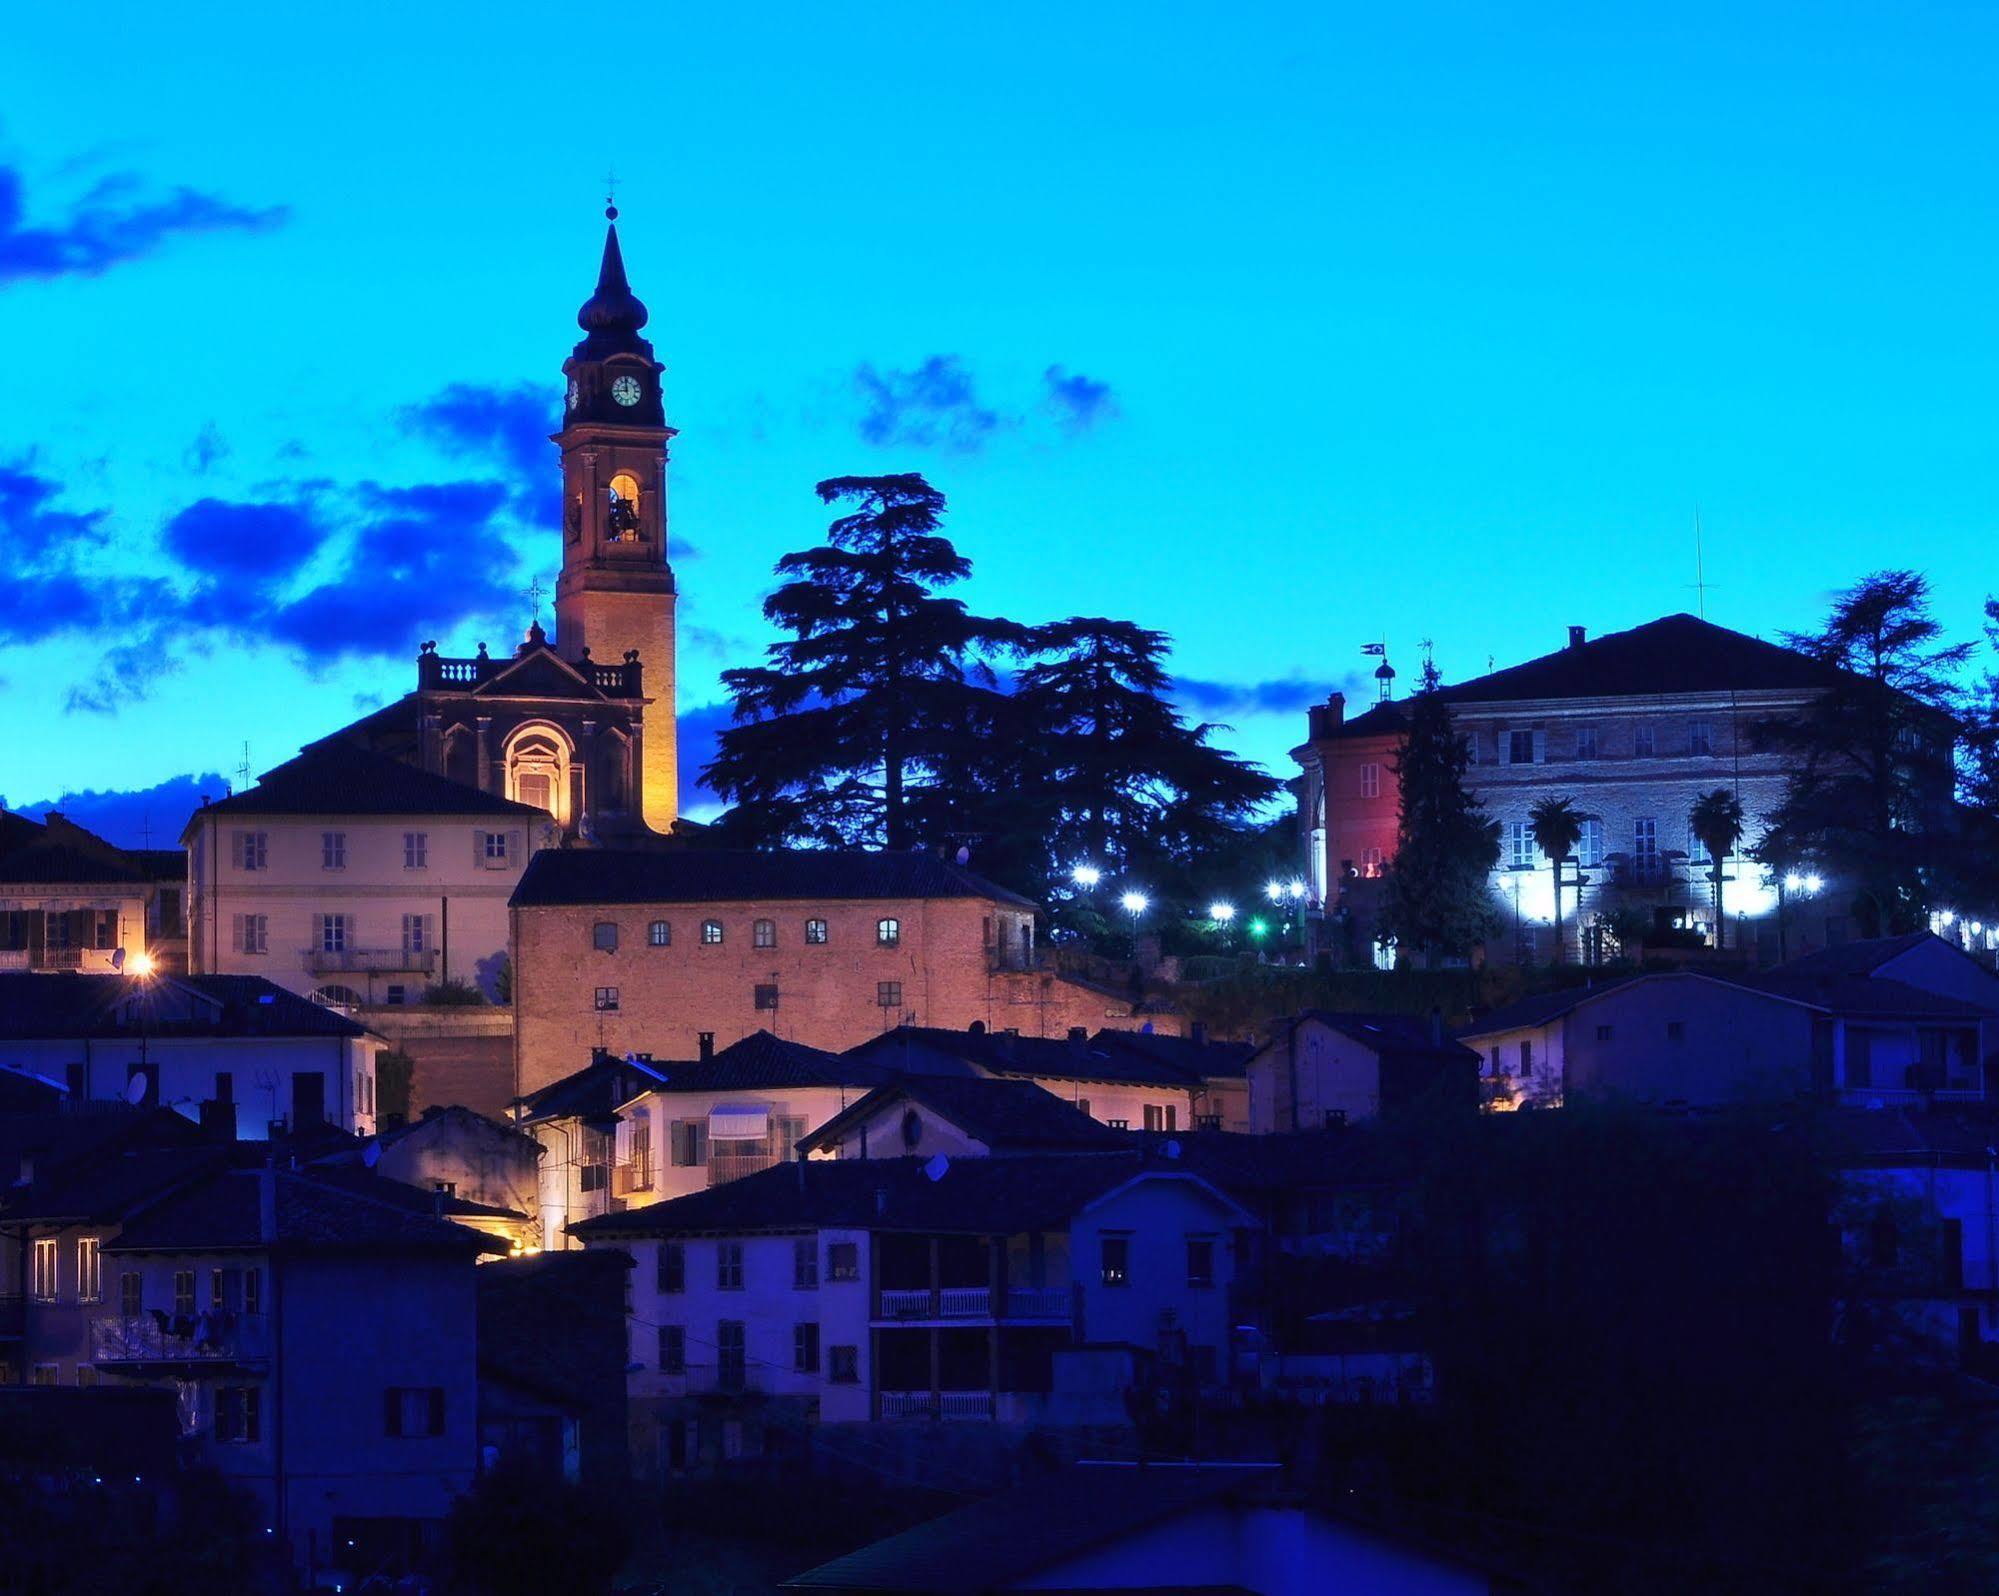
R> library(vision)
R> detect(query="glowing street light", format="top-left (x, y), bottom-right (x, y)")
top-left (1071, 864), bottom-right (1103, 889)
top-left (1264, 880), bottom-right (1285, 903)
top-left (1804, 874), bottom-right (1824, 895)
top-left (1784, 873), bottom-right (1805, 893)
top-left (1120, 890), bottom-right (1149, 917)
top-left (1208, 902), bottom-right (1236, 923)
top-left (1247, 917), bottom-right (1269, 939)
top-left (126, 951), bottom-right (155, 978)
top-left (1285, 880), bottom-right (1307, 901)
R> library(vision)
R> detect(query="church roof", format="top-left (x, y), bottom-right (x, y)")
top-left (191, 740), bottom-right (544, 824)
top-left (513, 847), bottom-right (1036, 910)
top-left (571, 215), bottom-right (654, 363)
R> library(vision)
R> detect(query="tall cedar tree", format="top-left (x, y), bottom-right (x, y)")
top-left (1380, 662), bottom-right (1499, 962)
top-left (1010, 618), bottom-right (1279, 896)
top-left (703, 474), bottom-right (1022, 849)
top-left (1756, 571), bottom-right (1969, 935)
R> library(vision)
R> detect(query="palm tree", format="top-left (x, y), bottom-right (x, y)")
top-left (1528, 796), bottom-right (1584, 963)
top-left (1690, 787), bottom-right (1747, 951)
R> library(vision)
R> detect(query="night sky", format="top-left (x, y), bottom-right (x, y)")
top-left (7, 3), bottom-right (1999, 841)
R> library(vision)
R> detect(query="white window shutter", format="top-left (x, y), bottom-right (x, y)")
top-left (311, 914), bottom-right (324, 950)
top-left (231, 913), bottom-right (245, 954)
top-left (1532, 729), bottom-right (1546, 764)
top-left (507, 830), bottom-right (523, 864)
top-left (473, 831), bottom-right (486, 868)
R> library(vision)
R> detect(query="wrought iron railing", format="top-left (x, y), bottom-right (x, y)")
top-left (91, 1312), bottom-right (271, 1364)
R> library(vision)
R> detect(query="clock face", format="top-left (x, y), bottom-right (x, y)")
top-left (611, 375), bottom-right (642, 407)
top-left (566, 378), bottom-right (579, 410)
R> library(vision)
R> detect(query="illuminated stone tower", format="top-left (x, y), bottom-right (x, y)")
top-left (553, 206), bottom-right (679, 834)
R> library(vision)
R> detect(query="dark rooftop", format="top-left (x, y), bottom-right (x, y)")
top-left (104, 1165), bottom-right (505, 1255)
top-left (799, 1075), bottom-right (1128, 1156)
top-left (627, 1031), bottom-right (891, 1096)
top-left (512, 1053), bottom-right (669, 1124)
top-left (1782, 931), bottom-right (1964, 980)
top-left (512, 847), bottom-right (1035, 910)
top-left (849, 1026), bottom-right (1207, 1089)
top-left (0, 973), bottom-right (366, 1040)
top-left (190, 739), bottom-right (544, 824)
top-left (1259, 1011), bottom-right (1480, 1069)
top-left (0, 840), bottom-right (151, 887)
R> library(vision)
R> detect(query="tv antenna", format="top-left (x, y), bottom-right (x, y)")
top-left (236, 742), bottom-right (252, 790)
top-left (1691, 506), bottom-right (1713, 620)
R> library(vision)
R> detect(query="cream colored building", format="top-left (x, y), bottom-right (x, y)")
top-left (0, 810), bottom-right (176, 974)
top-left (185, 741), bottom-right (547, 1006)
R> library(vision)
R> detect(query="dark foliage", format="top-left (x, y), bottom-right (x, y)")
top-left (441, 1459), bottom-right (633, 1596)
top-left (1379, 663), bottom-right (1500, 962)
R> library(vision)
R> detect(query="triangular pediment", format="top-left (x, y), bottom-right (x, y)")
top-left (470, 647), bottom-right (612, 702)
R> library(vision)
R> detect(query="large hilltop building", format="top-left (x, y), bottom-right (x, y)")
top-left (320, 207), bottom-right (681, 843)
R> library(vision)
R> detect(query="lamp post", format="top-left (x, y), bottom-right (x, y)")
top-left (1208, 901), bottom-right (1237, 953)
top-left (1120, 890), bottom-right (1149, 961)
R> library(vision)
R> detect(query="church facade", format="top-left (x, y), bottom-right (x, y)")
top-left (333, 208), bottom-right (680, 843)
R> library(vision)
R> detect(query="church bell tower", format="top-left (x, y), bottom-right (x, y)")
top-left (553, 205), bottom-right (679, 834)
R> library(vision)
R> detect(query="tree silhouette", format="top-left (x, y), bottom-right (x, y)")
top-left (1690, 787), bottom-right (1746, 951)
top-left (1528, 795), bottom-right (1584, 963)
top-left (1380, 663), bottom-right (1499, 964)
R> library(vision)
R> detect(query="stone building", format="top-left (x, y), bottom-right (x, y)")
top-left (1294, 614), bottom-right (1860, 964)
top-left (0, 810), bottom-right (186, 975)
top-left (508, 849), bottom-right (1158, 1096)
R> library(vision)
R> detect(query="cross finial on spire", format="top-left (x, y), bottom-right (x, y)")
top-left (524, 574), bottom-right (546, 624)
top-left (604, 167), bottom-right (619, 221)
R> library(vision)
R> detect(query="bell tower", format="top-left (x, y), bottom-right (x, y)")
top-left (553, 205), bottom-right (679, 834)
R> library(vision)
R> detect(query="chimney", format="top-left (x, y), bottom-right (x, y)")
top-left (698, 1033), bottom-right (715, 1062)
top-left (969, 1020), bottom-right (986, 1036)
top-left (1067, 1026), bottom-right (1088, 1044)
top-left (1189, 1021), bottom-right (1208, 1047)
top-left (1308, 691), bottom-right (1347, 740)
top-left (1567, 625), bottom-right (1586, 650)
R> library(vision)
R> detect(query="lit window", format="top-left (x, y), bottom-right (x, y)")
top-left (31, 1239), bottom-right (58, 1301)
top-left (403, 831), bottom-right (427, 869)
top-left (754, 918), bottom-right (776, 949)
top-left (701, 920), bottom-right (724, 946)
top-left (649, 920), bottom-right (671, 947)
top-left (76, 1238), bottom-right (100, 1304)
top-left (827, 1242), bottom-right (860, 1282)
top-left (805, 918), bottom-right (828, 944)
top-left (1101, 1236), bottom-right (1130, 1288)
top-left (321, 832), bottom-right (346, 871)
top-left (876, 918), bottom-right (900, 948)
top-left (1361, 846), bottom-right (1384, 877)
top-left (593, 987), bottom-right (619, 1011)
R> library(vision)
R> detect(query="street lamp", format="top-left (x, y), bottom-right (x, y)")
top-left (1264, 880), bottom-right (1285, 904)
top-left (1120, 890), bottom-right (1149, 917)
top-left (1071, 864), bottom-right (1103, 889)
top-left (1208, 902), bottom-right (1236, 924)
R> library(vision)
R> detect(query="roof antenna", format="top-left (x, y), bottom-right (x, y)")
top-left (236, 742), bottom-right (252, 790)
top-left (1692, 505), bottom-right (1710, 621)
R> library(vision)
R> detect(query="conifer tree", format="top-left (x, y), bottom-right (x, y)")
top-left (1379, 662), bottom-right (1499, 963)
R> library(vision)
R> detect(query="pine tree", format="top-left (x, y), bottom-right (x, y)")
top-left (1756, 571), bottom-right (1969, 935)
top-left (703, 474), bottom-right (1022, 849)
top-left (1379, 663), bottom-right (1499, 963)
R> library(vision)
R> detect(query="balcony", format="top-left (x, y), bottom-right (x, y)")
top-left (880, 1390), bottom-right (996, 1421)
top-left (92, 1312), bottom-right (271, 1368)
top-left (875, 1286), bottom-right (1070, 1322)
top-left (0, 947), bottom-right (122, 973)
top-left (303, 946), bottom-right (438, 976)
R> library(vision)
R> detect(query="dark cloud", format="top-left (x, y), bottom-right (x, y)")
top-left (855, 356), bottom-right (1002, 453)
top-left (64, 644), bottom-right (183, 716)
top-left (0, 459), bottom-right (105, 564)
top-left (162, 497), bottom-right (330, 583)
top-left (402, 383), bottom-right (552, 486)
top-left (676, 699), bottom-right (737, 813)
top-left (4, 770), bottom-right (231, 849)
top-left (1173, 673), bottom-right (1341, 717)
top-left (1042, 366), bottom-right (1117, 433)
top-left (0, 164), bottom-right (285, 283)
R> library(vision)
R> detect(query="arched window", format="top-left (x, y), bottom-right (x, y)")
top-left (504, 724), bottom-right (574, 827)
top-left (701, 920), bottom-right (724, 946)
top-left (607, 473), bottom-right (642, 541)
top-left (805, 918), bottom-right (828, 945)
top-left (753, 919), bottom-right (776, 949)
top-left (648, 920), bottom-right (671, 947)
top-left (876, 918), bottom-right (901, 948)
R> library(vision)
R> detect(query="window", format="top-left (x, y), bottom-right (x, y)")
top-left (216, 1386), bottom-right (261, 1444)
top-left (234, 831), bottom-right (268, 871)
top-left (658, 1325), bottom-right (685, 1374)
top-left (1143, 1104), bottom-right (1178, 1133)
top-left (1101, 1236), bottom-right (1131, 1288)
top-left (1577, 818), bottom-right (1605, 868)
top-left (1461, 731), bottom-right (1480, 764)
top-left (1505, 820), bottom-right (1534, 869)
top-left (232, 913), bottom-right (268, 955)
top-left (75, 1366), bottom-right (95, 1388)
top-left (244, 1268), bottom-right (262, 1317)
top-left (718, 1241), bottom-right (744, 1290)
top-left (1325, 1109), bottom-right (1347, 1128)
top-left (829, 1345), bottom-right (860, 1383)
top-left (794, 1238), bottom-right (819, 1289)
top-left (30, 1365), bottom-right (58, 1388)
top-left (1634, 817), bottom-right (1657, 859)
top-left (403, 831), bottom-right (428, 869)
top-left (1361, 846), bottom-right (1384, 877)
top-left (754, 983), bottom-right (780, 1011)
top-left (1519, 1039), bottom-right (1534, 1076)
top-left (593, 986), bottom-right (620, 1012)
top-left (385, 1386), bottom-right (445, 1438)
top-left (401, 914), bottom-right (430, 954)
top-left (119, 1271), bottom-right (143, 1319)
top-left (1359, 763), bottom-right (1381, 799)
top-left (627, 1120), bottom-right (652, 1191)
top-left (482, 830), bottom-right (511, 865)
top-left (701, 919), bottom-right (724, 945)
top-left (1575, 724), bottom-right (1599, 760)
top-left (648, 920), bottom-right (671, 947)
top-left (827, 1242), bottom-right (859, 1282)
top-left (76, 1238), bottom-right (100, 1303)
top-left (1687, 819), bottom-right (1712, 866)
top-left (593, 921), bottom-right (620, 953)
top-left (1596, 1024), bottom-right (1614, 1042)
top-left (1105, 1118), bottom-right (1130, 1131)
top-left (793, 1322), bottom-right (820, 1374)
top-left (173, 1270), bottom-right (195, 1317)
top-left (671, 1120), bottom-right (708, 1167)
top-left (1667, 1020), bottom-right (1686, 1042)
top-left (322, 831), bottom-right (347, 870)
top-left (316, 914), bottom-right (348, 955)
top-left (1489, 1047), bottom-right (1502, 1077)
top-left (805, 918), bottom-right (828, 945)
top-left (717, 1322), bottom-right (746, 1393)
top-left (31, 1239), bottom-right (57, 1301)
top-left (877, 981), bottom-right (903, 1010)
top-left (876, 918), bottom-right (901, 948)
top-left (1187, 1237), bottom-right (1216, 1289)
top-left (211, 1267), bottom-right (250, 1312)
top-left (1689, 720), bottom-right (1714, 757)
top-left (1634, 724), bottom-right (1656, 758)
top-left (657, 1242), bottom-right (685, 1294)
top-left (1506, 728), bottom-right (1535, 764)
top-left (753, 918), bottom-right (776, 949)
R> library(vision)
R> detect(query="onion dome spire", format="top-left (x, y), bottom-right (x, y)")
top-left (572, 202), bottom-right (655, 361)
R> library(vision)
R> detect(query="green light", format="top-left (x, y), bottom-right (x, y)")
top-left (1248, 918), bottom-right (1268, 938)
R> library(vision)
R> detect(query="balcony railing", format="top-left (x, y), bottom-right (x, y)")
top-left (303, 947), bottom-right (438, 976)
top-left (880, 1390), bottom-right (996, 1421)
top-left (0, 947), bottom-right (121, 972)
top-left (876, 1285), bottom-right (1070, 1321)
top-left (91, 1312), bottom-right (271, 1366)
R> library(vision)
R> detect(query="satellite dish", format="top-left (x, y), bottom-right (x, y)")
top-left (124, 1075), bottom-right (149, 1106)
top-left (362, 1142), bottom-right (382, 1168)
top-left (923, 1153), bottom-right (951, 1183)
top-left (955, 845), bottom-right (971, 866)
top-left (110, 948), bottom-right (126, 971)
top-left (1161, 1139), bottom-right (1182, 1160)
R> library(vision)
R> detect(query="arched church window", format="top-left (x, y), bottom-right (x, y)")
top-left (506, 726), bottom-right (573, 827)
top-left (607, 473), bottom-right (642, 542)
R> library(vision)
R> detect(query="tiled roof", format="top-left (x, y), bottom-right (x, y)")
top-left (193, 740), bottom-right (543, 822)
top-left (0, 841), bottom-right (151, 887)
top-left (0, 973), bottom-right (366, 1040)
top-left (104, 1165), bottom-right (503, 1254)
top-left (0, 1066), bottom-right (63, 1114)
top-left (850, 1026), bottom-right (1203, 1088)
top-left (1458, 978), bottom-right (1644, 1039)
top-left (1088, 1028), bottom-right (1257, 1081)
top-left (623, 1031), bottom-right (890, 1097)
top-left (1782, 932), bottom-right (1948, 979)
top-left (0, 1145), bottom-right (228, 1224)
top-left (1263, 1011), bottom-right (1481, 1068)
top-left (784, 1463), bottom-right (1281, 1591)
top-left (1146, 1125), bottom-right (1413, 1195)
top-left (477, 1251), bottom-right (630, 1411)
top-left (799, 1075), bottom-right (1128, 1155)
top-left (298, 1160), bottom-right (528, 1222)
top-left (511, 847), bottom-right (1035, 909)
top-left (0, 1107), bottom-right (203, 1186)
top-left (1314, 614), bottom-right (1845, 740)
top-left (569, 1151), bottom-right (1152, 1239)
top-left (512, 1053), bottom-right (669, 1124)
top-left (1726, 971), bottom-right (1991, 1019)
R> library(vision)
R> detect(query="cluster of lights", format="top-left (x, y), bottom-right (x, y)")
top-left (1782, 873), bottom-right (1826, 895)
top-left (1072, 861), bottom-right (1312, 940)
top-left (1265, 879), bottom-right (1307, 903)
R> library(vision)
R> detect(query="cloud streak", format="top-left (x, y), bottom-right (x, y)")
top-left (851, 356), bottom-right (1119, 455)
top-left (0, 164), bottom-right (286, 283)
top-left (1173, 672), bottom-right (1342, 718)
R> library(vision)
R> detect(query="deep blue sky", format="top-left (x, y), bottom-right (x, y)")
top-left (6, 3), bottom-right (1998, 841)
